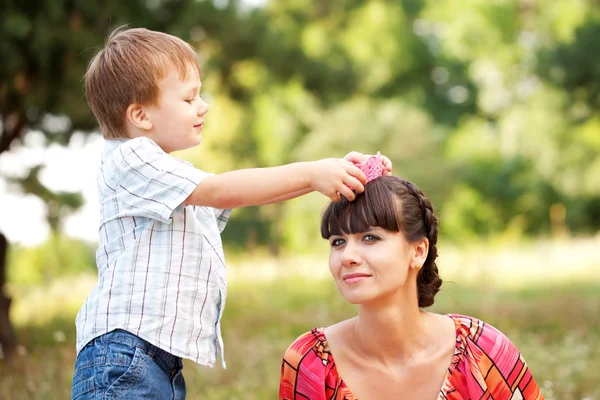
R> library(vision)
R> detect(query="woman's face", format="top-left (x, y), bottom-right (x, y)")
top-left (328, 226), bottom-right (419, 306)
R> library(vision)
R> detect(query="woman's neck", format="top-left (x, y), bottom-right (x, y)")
top-left (353, 300), bottom-right (434, 367)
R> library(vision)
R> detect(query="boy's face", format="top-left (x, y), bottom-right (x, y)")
top-left (144, 63), bottom-right (208, 153)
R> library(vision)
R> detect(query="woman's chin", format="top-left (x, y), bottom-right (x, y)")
top-left (342, 292), bottom-right (375, 305)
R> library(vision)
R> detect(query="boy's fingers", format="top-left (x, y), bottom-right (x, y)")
top-left (345, 177), bottom-right (364, 194)
top-left (382, 156), bottom-right (392, 169)
top-left (380, 156), bottom-right (393, 175)
top-left (329, 191), bottom-right (341, 202)
top-left (348, 165), bottom-right (367, 184)
top-left (338, 186), bottom-right (356, 202)
top-left (343, 151), bottom-right (367, 164)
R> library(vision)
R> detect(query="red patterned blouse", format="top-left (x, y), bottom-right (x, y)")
top-left (280, 314), bottom-right (543, 400)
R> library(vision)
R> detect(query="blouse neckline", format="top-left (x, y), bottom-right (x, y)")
top-left (311, 314), bottom-right (464, 399)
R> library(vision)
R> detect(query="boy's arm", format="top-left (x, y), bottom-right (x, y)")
top-left (254, 188), bottom-right (313, 206)
top-left (247, 149), bottom-right (394, 206)
top-left (185, 160), bottom-right (366, 209)
top-left (252, 150), bottom-right (393, 205)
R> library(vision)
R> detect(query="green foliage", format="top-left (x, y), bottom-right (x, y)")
top-left (2, 0), bottom-right (600, 254)
top-left (8, 233), bottom-right (95, 285)
top-left (8, 165), bottom-right (83, 231)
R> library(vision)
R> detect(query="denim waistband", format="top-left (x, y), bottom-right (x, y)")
top-left (98, 329), bottom-right (181, 365)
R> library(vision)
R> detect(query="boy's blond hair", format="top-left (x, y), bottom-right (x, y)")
top-left (85, 27), bottom-right (201, 139)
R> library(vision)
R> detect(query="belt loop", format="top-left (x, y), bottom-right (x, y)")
top-left (169, 359), bottom-right (179, 380)
top-left (147, 341), bottom-right (157, 358)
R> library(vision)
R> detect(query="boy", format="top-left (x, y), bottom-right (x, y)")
top-left (71, 27), bottom-right (391, 399)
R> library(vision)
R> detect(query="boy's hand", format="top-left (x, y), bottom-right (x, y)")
top-left (309, 159), bottom-right (367, 202)
top-left (344, 151), bottom-right (393, 176)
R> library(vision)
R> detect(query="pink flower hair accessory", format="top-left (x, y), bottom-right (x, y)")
top-left (356, 152), bottom-right (384, 183)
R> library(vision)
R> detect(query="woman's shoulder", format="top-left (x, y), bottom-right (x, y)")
top-left (282, 328), bottom-right (330, 369)
top-left (447, 313), bottom-right (513, 352)
top-left (280, 328), bottom-right (338, 399)
top-left (447, 314), bottom-right (543, 399)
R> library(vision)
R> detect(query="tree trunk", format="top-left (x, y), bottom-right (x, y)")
top-left (0, 112), bottom-right (25, 360)
top-left (0, 232), bottom-right (16, 359)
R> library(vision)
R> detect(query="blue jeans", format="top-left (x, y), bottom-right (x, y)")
top-left (71, 330), bottom-right (186, 399)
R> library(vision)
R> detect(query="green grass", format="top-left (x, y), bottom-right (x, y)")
top-left (2, 240), bottom-right (600, 399)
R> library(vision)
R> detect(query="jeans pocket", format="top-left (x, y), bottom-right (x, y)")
top-left (73, 360), bottom-right (94, 387)
top-left (72, 377), bottom-right (94, 399)
top-left (72, 342), bottom-right (101, 395)
top-left (103, 344), bottom-right (148, 397)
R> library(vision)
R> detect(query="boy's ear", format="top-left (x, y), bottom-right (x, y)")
top-left (126, 103), bottom-right (153, 131)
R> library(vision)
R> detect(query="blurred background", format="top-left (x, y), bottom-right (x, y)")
top-left (1, 0), bottom-right (599, 398)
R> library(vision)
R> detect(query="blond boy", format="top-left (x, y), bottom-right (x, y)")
top-left (71, 27), bottom-right (390, 399)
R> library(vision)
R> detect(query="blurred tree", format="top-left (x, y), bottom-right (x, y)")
top-left (182, 0), bottom-right (600, 251)
top-left (422, 0), bottom-right (600, 236)
top-left (538, 18), bottom-right (600, 213)
top-left (10, 166), bottom-right (84, 232)
top-left (0, 233), bottom-right (14, 359)
top-left (189, 0), bottom-right (474, 252)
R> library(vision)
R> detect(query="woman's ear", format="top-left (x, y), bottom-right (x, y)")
top-left (411, 237), bottom-right (429, 269)
top-left (126, 103), bottom-right (153, 131)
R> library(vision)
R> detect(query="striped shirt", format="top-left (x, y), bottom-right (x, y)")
top-left (75, 137), bottom-right (231, 367)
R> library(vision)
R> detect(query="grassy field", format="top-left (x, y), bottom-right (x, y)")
top-left (1, 239), bottom-right (600, 399)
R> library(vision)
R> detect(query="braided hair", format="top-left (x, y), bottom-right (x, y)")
top-left (321, 176), bottom-right (442, 307)
top-left (397, 179), bottom-right (441, 307)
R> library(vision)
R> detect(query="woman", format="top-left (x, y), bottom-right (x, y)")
top-left (279, 176), bottom-right (543, 399)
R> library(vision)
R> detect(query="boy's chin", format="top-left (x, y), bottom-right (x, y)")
top-left (190, 137), bottom-right (202, 148)
top-left (181, 135), bottom-right (203, 149)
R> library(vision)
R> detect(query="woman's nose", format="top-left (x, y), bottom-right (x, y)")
top-left (340, 242), bottom-right (361, 267)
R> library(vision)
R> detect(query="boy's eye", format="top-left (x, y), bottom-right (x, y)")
top-left (185, 99), bottom-right (194, 104)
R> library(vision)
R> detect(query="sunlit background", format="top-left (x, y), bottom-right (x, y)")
top-left (1, 0), bottom-right (599, 399)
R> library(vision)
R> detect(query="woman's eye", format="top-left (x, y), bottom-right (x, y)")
top-left (363, 234), bottom-right (379, 242)
top-left (330, 238), bottom-right (345, 247)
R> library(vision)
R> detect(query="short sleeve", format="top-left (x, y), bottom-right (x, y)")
top-left (114, 137), bottom-right (208, 223)
top-left (213, 208), bottom-right (232, 232)
top-left (280, 330), bottom-right (332, 400)
top-left (451, 314), bottom-right (544, 400)
top-left (479, 327), bottom-right (543, 399)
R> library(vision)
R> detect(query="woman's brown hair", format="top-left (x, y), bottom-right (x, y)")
top-left (321, 176), bottom-right (441, 307)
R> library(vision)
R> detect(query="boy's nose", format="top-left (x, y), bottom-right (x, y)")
top-left (197, 97), bottom-right (209, 115)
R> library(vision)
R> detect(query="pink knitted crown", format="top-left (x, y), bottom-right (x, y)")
top-left (357, 152), bottom-right (384, 183)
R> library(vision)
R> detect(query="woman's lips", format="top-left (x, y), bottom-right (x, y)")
top-left (343, 273), bottom-right (371, 284)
